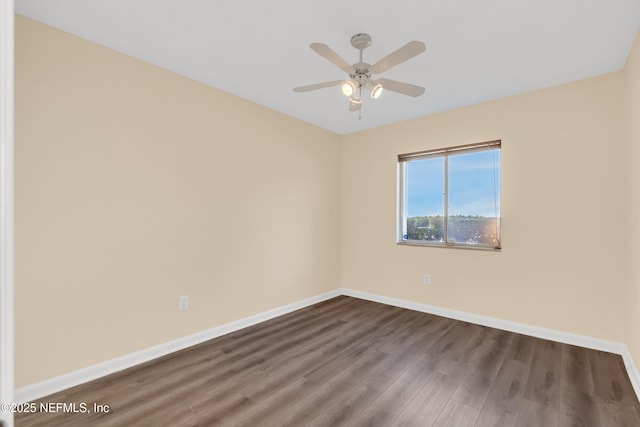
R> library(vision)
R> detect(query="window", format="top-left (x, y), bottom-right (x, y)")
top-left (398, 140), bottom-right (501, 250)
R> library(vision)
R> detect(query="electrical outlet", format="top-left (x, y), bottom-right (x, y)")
top-left (178, 295), bottom-right (189, 311)
top-left (423, 274), bottom-right (431, 285)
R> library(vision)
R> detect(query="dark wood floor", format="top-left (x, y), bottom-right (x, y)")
top-left (16, 296), bottom-right (640, 426)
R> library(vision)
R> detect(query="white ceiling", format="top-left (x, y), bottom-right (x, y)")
top-left (16, 0), bottom-right (640, 135)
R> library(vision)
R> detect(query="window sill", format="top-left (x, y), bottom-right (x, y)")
top-left (397, 240), bottom-right (501, 252)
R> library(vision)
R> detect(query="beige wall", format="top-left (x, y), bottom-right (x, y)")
top-left (15, 14), bottom-right (640, 390)
top-left (342, 73), bottom-right (627, 343)
top-left (15, 16), bottom-right (342, 387)
top-left (626, 30), bottom-right (640, 370)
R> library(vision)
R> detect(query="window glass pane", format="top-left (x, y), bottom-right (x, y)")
top-left (405, 157), bottom-right (444, 242)
top-left (447, 149), bottom-right (501, 246)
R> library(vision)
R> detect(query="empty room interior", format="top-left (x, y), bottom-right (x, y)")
top-left (4, 0), bottom-right (640, 426)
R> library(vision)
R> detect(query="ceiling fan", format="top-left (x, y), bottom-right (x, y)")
top-left (293, 33), bottom-right (426, 116)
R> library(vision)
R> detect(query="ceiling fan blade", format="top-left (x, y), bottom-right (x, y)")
top-left (293, 80), bottom-right (342, 92)
top-left (378, 78), bottom-right (425, 97)
top-left (310, 43), bottom-right (353, 74)
top-left (370, 41), bottom-right (425, 74)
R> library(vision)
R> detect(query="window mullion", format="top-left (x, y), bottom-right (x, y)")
top-left (443, 154), bottom-right (449, 244)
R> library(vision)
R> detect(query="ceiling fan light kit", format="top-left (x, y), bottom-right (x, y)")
top-left (341, 80), bottom-right (356, 96)
top-left (293, 33), bottom-right (426, 118)
top-left (367, 81), bottom-right (384, 99)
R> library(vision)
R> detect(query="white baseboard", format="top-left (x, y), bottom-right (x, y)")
top-left (622, 347), bottom-right (640, 401)
top-left (15, 287), bottom-right (640, 404)
top-left (340, 288), bottom-right (640, 400)
top-left (14, 289), bottom-right (341, 404)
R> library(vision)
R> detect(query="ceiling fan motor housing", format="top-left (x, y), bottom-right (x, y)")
top-left (351, 63), bottom-right (372, 85)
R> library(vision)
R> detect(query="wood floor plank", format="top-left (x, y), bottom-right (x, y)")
top-left (589, 349), bottom-right (640, 426)
top-left (239, 324), bottom-right (360, 402)
top-left (261, 360), bottom-right (369, 427)
top-left (596, 402), bottom-right (640, 427)
top-left (390, 371), bottom-right (462, 427)
top-left (228, 377), bottom-right (315, 427)
top-left (305, 384), bottom-right (380, 427)
top-left (432, 399), bottom-right (480, 427)
top-left (505, 333), bottom-right (538, 365)
top-left (561, 343), bottom-right (596, 393)
top-left (590, 350), bottom-right (640, 406)
top-left (475, 358), bottom-right (530, 427)
top-left (524, 339), bottom-right (562, 408)
top-left (400, 315), bottom-right (457, 355)
top-left (347, 354), bottom-right (440, 427)
top-left (427, 321), bottom-right (486, 364)
top-left (559, 387), bottom-right (602, 427)
top-left (451, 328), bottom-right (511, 410)
top-left (161, 391), bottom-right (251, 427)
top-left (516, 398), bottom-right (559, 427)
top-left (302, 334), bottom-right (387, 384)
top-left (15, 296), bottom-right (640, 427)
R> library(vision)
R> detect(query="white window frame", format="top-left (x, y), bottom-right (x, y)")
top-left (1, 1), bottom-right (15, 426)
top-left (397, 140), bottom-right (501, 251)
